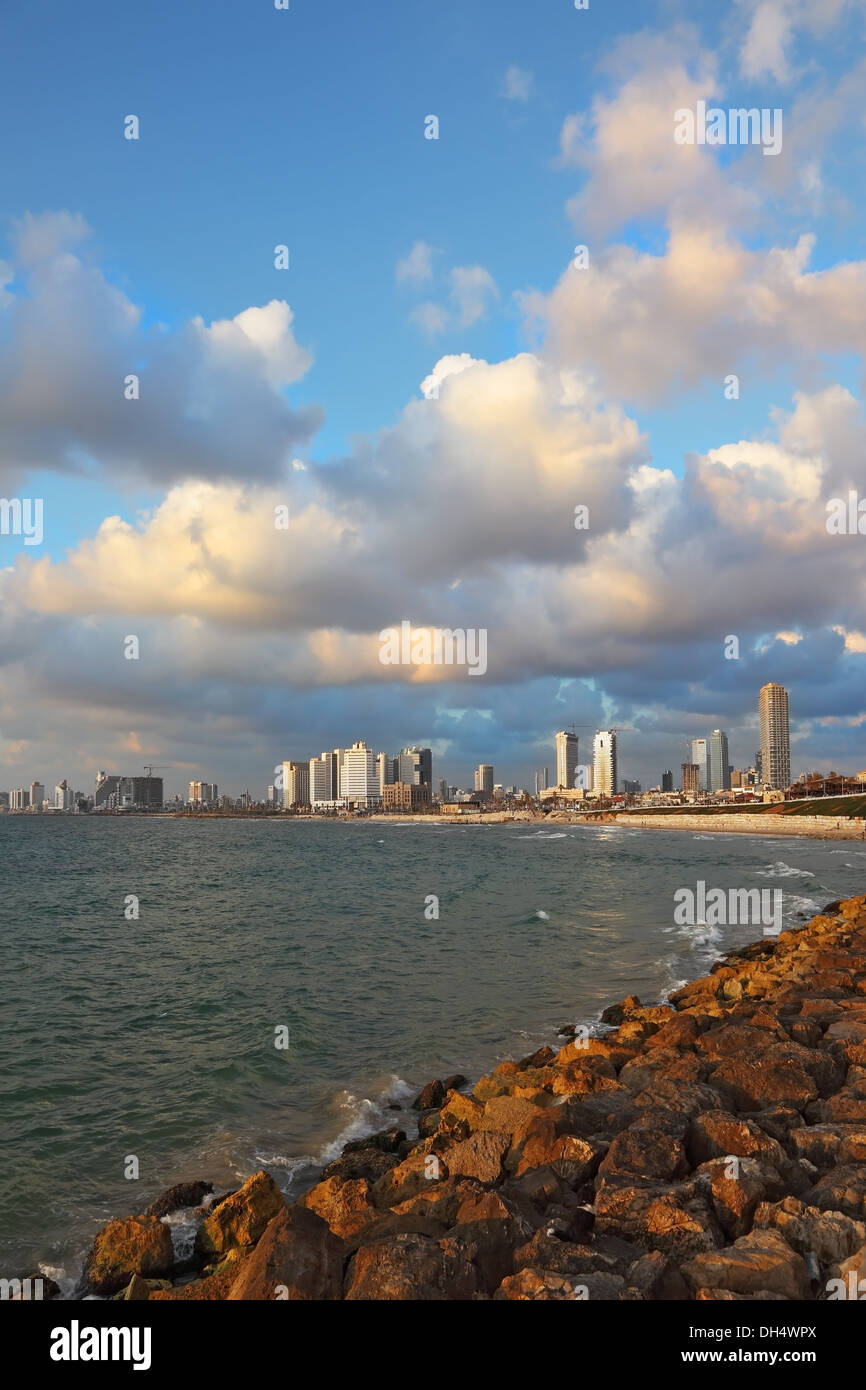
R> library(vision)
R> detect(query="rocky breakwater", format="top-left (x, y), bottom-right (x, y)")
top-left (80, 896), bottom-right (866, 1300)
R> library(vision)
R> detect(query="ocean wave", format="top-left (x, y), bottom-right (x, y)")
top-left (755, 861), bottom-right (815, 878)
top-left (517, 832), bottom-right (569, 840)
top-left (253, 1075), bottom-right (416, 1197)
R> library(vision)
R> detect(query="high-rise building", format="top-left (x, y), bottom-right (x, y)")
top-left (94, 771), bottom-right (122, 808)
top-left (29, 781), bottom-right (44, 810)
top-left (759, 683), bottom-right (791, 789)
top-left (690, 738), bottom-right (709, 791)
top-left (436, 778), bottom-right (448, 803)
top-left (398, 747), bottom-right (432, 787)
top-left (593, 731), bottom-right (618, 796)
top-left (282, 761), bottom-right (310, 808)
top-left (555, 731), bottom-right (578, 789)
top-left (119, 777), bottom-right (163, 809)
top-left (755, 750), bottom-right (763, 782)
top-left (376, 752), bottom-right (398, 795)
top-left (54, 780), bottom-right (74, 811)
top-left (623, 779), bottom-right (641, 795)
top-left (189, 781), bottom-right (217, 806)
top-left (342, 741), bottom-right (379, 804)
top-left (682, 762), bottom-right (701, 795)
top-left (661, 770), bottom-right (673, 792)
top-left (10, 788), bottom-right (29, 810)
top-left (474, 764), bottom-right (494, 794)
top-left (310, 754), bottom-right (338, 804)
top-left (709, 729), bottom-right (731, 792)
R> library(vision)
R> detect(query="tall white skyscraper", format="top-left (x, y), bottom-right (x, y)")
top-left (474, 763), bottom-right (494, 793)
top-left (555, 730), bottom-right (578, 788)
top-left (709, 729), bottom-right (731, 792)
top-left (593, 731), bottom-right (618, 796)
top-left (342, 741), bottom-right (378, 804)
top-left (759, 683), bottom-right (791, 789)
top-left (690, 738), bottom-right (709, 792)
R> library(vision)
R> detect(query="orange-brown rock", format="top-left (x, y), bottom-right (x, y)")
top-left (227, 1205), bottom-right (343, 1300)
top-left (297, 1176), bottom-right (378, 1240)
top-left (85, 1214), bottom-right (174, 1296)
top-left (195, 1170), bottom-right (285, 1260)
top-left (681, 1228), bottom-right (809, 1299)
top-left (345, 1232), bottom-right (480, 1300)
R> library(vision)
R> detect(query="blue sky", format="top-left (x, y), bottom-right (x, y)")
top-left (1, 0), bottom-right (866, 795)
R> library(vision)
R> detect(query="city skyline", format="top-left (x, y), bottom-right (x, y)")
top-left (5, 680), bottom-right (841, 805)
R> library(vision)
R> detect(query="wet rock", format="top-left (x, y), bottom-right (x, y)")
top-left (520, 1046), bottom-right (556, 1069)
top-left (195, 1171), bottom-right (285, 1261)
top-left (442, 1073), bottom-right (468, 1092)
top-left (228, 1205), bottom-right (343, 1300)
top-left (342, 1127), bottom-right (405, 1156)
top-left (147, 1181), bottom-right (213, 1219)
top-left (322, 1148), bottom-right (401, 1185)
top-left (85, 1215), bottom-right (174, 1296)
top-left (601, 995), bottom-right (641, 1025)
top-left (412, 1080), bottom-right (446, 1110)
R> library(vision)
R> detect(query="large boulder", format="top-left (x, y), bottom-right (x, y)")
top-left (682, 1229), bottom-right (810, 1299)
top-left (344, 1232), bottom-right (479, 1300)
top-left (709, 1055), bottom-right (819, 1113)
top-left (194, 1170), bottom-right (285, 1260)
top-left (597, 1122), bottom-right (689, 1187)
top-left (594, 1181), bottom-right (722, 1259)
top-left (147, 1181), bottom-right (213, 1218)
top-left (687, 1110), bottom-right (786, 1168)
top-left (297, 1176), bottom-right (379, 1241)
top-left (806, 1165), bottom-right (866, 1221)
top-left (443, 1130), bottom-right (510, 1184)
top-left (85, 1215), bottom-right (174, 1296)
top-left (752, 1196), bottom-right (866, 1269)
top-left (227, 1205), bottom-right (343, 1300)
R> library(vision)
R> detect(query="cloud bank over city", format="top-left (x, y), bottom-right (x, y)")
top-left (1, 1), bottom-right (864, 795)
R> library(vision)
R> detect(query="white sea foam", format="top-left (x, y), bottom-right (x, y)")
top-left (755, 861), bottom-right (814, 878)
top-left (253, 1075), bottom-right (416, 1196)
top-left (534, 909), bottom-right (550, 920)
